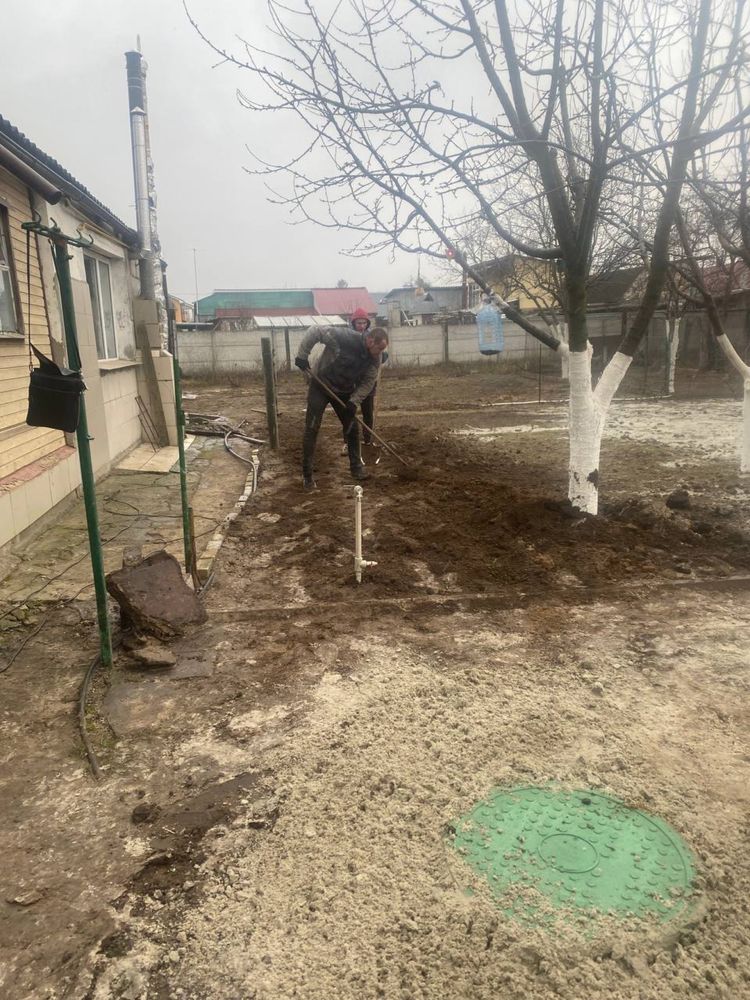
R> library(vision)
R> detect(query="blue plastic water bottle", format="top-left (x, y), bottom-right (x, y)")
top-left (476, 297), bottom-right (504, 355)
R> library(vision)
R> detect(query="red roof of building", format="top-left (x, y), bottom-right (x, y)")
top-left (312, 287), bottom-right (378, 316)
top-left (701, 260), bottom-right (750, 296)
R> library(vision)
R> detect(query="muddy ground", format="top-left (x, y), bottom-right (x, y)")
top-left (1, 364), bottom-right (749, 999)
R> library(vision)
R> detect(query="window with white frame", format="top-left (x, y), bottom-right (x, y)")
top-left (0, 206), bottom-right (21, 335)
top-left (84, 254), bottom-right (117, 359)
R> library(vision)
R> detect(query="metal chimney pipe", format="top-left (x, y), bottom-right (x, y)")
top-left (125, 49), bottom-right (155, 300)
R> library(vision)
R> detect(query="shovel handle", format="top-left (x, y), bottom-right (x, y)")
top-left (306, 369), bottom-right (411, 468)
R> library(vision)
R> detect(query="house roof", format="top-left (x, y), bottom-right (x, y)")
top-left (700, 260), bottom-right (750, 296)
top-left (253, 314), bottom-right (348, 329)
top-left (382, 285), bottom-right (463, 299)
top-left (586, 266), bottom-right (643, 306)
top-left (197, 289), bottom-right (315, 315)
top-left (0, 115), bottom-right (138, 247)
top-left (474, 255), bottom-right (518, 278)
top-left (198, 287), bottom-right (380, 318)
top-left (312, 287), bottom-right (377, 315)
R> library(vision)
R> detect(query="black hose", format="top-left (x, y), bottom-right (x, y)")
top-left (77, 652), bottom-right (104, 780)
top-left (77, 631), bottom-right (124, 781)
top-left (230, 431), bottom-right (266, 444)
top-left (224, 429), bottom-right (267, 466)
top-left (0, 621), bottom-right (46, 675)
top-left (224, 429), bottom-right (254, 465)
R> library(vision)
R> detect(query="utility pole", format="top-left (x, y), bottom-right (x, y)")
top-left (191, 248), bottom-right (200, 320)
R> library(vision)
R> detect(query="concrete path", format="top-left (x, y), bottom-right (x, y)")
top-left (0, 436), bottom-right (245, 609)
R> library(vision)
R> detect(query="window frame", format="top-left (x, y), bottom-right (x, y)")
top-left (0, 202), bottom-right (24, 340)
top-left (83, 252), bottom-right (118, 360)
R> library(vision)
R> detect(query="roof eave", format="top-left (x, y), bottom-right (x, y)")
top-left (0, 119), bottom-right (139, 248)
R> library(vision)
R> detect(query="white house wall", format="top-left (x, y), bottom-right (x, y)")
top-left (0, 195), bottom-right (146, 556)
top-left (36, 199), bottom-right (137, 357)
top-left (100, 364), bottom-right (142, 462)
top-left (34, 197), bottom-right (143, 472)
top-left (0, 446), bottom-right (82, 550)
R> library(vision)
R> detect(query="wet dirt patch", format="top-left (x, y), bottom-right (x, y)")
top-left (4, 370), bottom-right (750, 999)
top-left (211, 411), bottom-right (750, 617)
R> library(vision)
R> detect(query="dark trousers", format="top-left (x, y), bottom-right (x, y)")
top-left (303, 382), bottom-right (361, 478)
top-left (360, 390), bottom-right (375, 444)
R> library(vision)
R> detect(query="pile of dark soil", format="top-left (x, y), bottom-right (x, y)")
top-left (243, 417), bottom-right (750, 605)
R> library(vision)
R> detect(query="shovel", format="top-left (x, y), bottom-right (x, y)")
top-left (305, 368), bottom-right (413, 469)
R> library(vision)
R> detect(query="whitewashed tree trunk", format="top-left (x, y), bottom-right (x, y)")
top-left (555, 322), bottom-right (570, 380)
top-left (716, 334), bottom-right (750, 473)
top-left (666, 317), bottom-right (682, 395)
top-left (568, 350), bottom-right (633, 514)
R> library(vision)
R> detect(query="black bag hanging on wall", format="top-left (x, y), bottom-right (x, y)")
top-left (26, 344), bottom-right (86, 434)
top-left (23, 226), bottom-right (85, 434)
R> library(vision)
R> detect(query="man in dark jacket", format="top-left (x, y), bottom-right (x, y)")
top-left (295, 310), bottom-right (388, 491)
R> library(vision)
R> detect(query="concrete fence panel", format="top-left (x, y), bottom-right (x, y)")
top-left (176, 320), bottom-right (560, 377)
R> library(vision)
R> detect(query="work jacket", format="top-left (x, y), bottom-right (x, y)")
top-left (297, 327), bottom-right (380, 405)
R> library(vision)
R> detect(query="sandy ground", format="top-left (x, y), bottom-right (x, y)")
top-left (90, 591), bottom-right (750, 1000)
top-left (1, 364), bottom-right (750, 999)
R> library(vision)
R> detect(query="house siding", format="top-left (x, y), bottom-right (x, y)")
top-left (488, 259), bottom-right (557, 311)
top-left (0, 164), bottom-right (66, 479)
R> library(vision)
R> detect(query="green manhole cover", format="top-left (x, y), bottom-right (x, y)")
top-left (452, 786), bottom-right (695, 926)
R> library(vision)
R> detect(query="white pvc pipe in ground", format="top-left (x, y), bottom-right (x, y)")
top-left (354, 485), bottom-right (377, 583)
top-left (251, 449), bottom-right (260, 494)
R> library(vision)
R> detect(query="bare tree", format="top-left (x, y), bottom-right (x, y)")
top-left (624, 213), bottom-right (702, 395)
top-left (443, 209), bottom-right (642, 379)
top-left (680, 74), bottom-right (750, 468)
top-left (629, 61), bottom-right (750, 464)
top-left (189, 0), bottom-right (749, 511)
top-left (671, 226), bottom-right (750, 469)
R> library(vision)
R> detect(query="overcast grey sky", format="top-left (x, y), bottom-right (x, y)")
top-left (2, 0), bottom-right (417, 301)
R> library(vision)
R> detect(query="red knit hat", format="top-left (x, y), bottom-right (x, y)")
top-left (350, 308), bottom-right (371, 330)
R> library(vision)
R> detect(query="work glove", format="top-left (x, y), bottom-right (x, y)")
top-left (295, 356), bottom-right (310, 372)
top-left (342, 400), bottom-right (357, 434)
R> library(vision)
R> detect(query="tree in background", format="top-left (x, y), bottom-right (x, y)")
top-left (686, 76), bottom-right (750, 469)
top-left (190, 0), bottom-right (749, 512)
top-left (628, 58), bottom-right (750, 468)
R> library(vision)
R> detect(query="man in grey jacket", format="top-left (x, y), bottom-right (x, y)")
top-left (295, 312), bottom-right (388, 491)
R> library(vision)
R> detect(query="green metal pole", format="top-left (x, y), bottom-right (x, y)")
top-left (261, 337), bottom-right (279, 450)
top-left (172, 356), bottom-right (192, 573)
top-left (161, 261), bottom-right (192, 574)
top-left (51, 239), bottom-right (113, 668)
